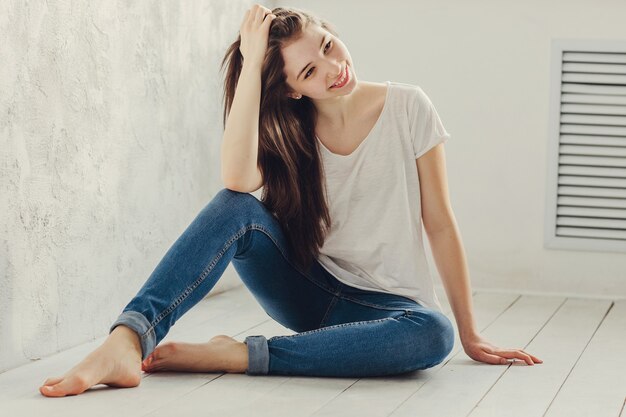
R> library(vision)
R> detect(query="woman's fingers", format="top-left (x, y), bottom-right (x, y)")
top-left (484, 343), bottom-right (543, 365)
top-left (255, 6), bottom-right (264, 22)
top-left (254, 4), bottom-right (272, 22)
top-left (241, 5), bottom-right (270, 28)
top-left (494, 349), bottom-right (536, 365)
top-left (478, 351), bottom-right (510, 365)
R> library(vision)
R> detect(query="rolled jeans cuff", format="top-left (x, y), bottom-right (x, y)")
top-left (244, 335), bottom-right (269, 375)
top-left (109, 311), bottom-right (155, 361)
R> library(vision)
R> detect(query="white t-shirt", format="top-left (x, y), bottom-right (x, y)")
top-left (316, 81), bottom-right (451, 312)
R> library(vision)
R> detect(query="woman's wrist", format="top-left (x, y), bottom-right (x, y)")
top-left (459, 327), bottom-right (480, 344)
top-left (241, 60), bottom-right (263, 75)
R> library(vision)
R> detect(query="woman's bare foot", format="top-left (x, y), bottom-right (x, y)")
top-left (39, 325), bottom-right (143, 397)
top-left (141, 335), bottom-right (248, 374)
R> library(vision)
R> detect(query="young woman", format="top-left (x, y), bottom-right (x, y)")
top-left (39, 4), bottom-right (541, 398)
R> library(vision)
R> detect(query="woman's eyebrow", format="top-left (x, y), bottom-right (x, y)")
top-left (297, 34), bottom-right (327, 80)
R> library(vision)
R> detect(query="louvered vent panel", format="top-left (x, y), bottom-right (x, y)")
top-left (547, 42), bottom-right (626, 251)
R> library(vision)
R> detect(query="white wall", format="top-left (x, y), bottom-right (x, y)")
top-left (282, 0), bottom-right (626, 297)
top-left (0, 0), bottom-right (255, 373)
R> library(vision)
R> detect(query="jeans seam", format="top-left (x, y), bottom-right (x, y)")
top-left (336, 293), bottom-right (417, 313)
top-left (270, 316), bottom-right (400, 341)
top-left (148, 224), bottom-right (259, 334)
top-left (318, 295), bottom-right (341, 328)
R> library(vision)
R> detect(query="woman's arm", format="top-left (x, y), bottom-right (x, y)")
top-left (221, 5), bottom-right (275, 192)
top-left (221, 62), bottom-right (264, 192)
top-left (416, 144), bottom-right (543, 365)
top-left (426, 219), bottom-right (477, 340)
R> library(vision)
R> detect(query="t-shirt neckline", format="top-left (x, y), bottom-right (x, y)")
top-left (316, 80), bottom-right (392, 158)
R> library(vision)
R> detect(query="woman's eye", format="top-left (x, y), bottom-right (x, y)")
top-left (304, 41), bottom-right (333, 80)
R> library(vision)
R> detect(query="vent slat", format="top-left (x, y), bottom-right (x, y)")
top-left (558, 156), bottom-right (626, 168)
top-left (560, 134), bottom-right (626, 147)
top-left (561, 93), bottom-right (626, 105)
top-left (558, 175), bottom-right (626, 187)
top-left (559, 165), bottom-right (626, 178)
top-left (561, 103), bottom-right (626, 116)
top-left (560, 124), bottom-right (626, 136)
top-left (558, 196), bottom-right (626, 209)
top-left (562, 73), bottom-right (626, 84)
top-left (557, 206), bottom-right (626, 219)
top-left (556, 227), bottom-right (626, 239)
top-left (561, 83), bottom-right (626, 95)
top-left (557, 216), bottom-right (626, 228)
top-left (562, 62), bottom-right (626, 75)
top-left (558, 185), bottom-right (626, 199)
top-left (559, 144), bottom-right (626, 157)
top-left (560, 114), bottom-right (626, 126)
top-left (563, 52), bottom-right (626, 64)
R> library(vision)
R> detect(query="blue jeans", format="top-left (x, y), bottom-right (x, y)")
top-left (109, 189), bottom-right (454, 377)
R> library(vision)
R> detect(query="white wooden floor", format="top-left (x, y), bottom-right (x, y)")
top-left (1, 285), bottom-right (624, 417)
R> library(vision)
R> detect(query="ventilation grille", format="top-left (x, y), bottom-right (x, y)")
top-left (546, 40), bottom-right (626, 253)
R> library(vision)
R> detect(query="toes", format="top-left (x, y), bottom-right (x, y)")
top-left (142, 355), bottom-right (154, 367)
top-left (142, 353), bottom-right (161, 372)
top-left (40, 377), bottom-right (66, 397)
top-left (143, 361), bottom-right (163, 373)
top-left (143, 342), bottom-right (177, 367)
top-left (41, 375), bottom-right (91, 397)
top-left (42, 376), bottom-right (64, 387)
top-left (39, 382), bottom-right (69, 398)
top-left (146, 364), bottom-right (163, 372)
top-left (40, 385), bottom-right (61, 397)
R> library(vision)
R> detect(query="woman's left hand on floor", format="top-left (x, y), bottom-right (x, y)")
top-left (460, 333), bottom-right (543, 365)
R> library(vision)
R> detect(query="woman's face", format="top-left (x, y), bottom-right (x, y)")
top-left (281, 24), bottom-right (357, 100)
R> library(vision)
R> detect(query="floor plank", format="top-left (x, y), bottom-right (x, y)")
top-left (388, 294), bottom-right (566, 417)
top-left (544, 300), bottom-right (626, 417)
top-left (467, 298), bottom-right (612, 417)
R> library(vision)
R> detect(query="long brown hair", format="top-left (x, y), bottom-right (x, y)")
top-left (220, 7), bottom-right (337, 273)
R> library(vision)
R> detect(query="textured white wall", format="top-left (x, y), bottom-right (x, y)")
top-left (284, 0), bottom-right (626, 298)
top-left (0, 0), bottom-right (258, 372)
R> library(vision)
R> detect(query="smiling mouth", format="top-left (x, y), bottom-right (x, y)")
top-left (330, 66), bottom-right (349, 89)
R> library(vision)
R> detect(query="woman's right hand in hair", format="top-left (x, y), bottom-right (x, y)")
top-left (239, 4), bottom-right (276, 68)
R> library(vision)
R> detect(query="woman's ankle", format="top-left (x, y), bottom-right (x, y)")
top-left (109, 325), bottom-right (143, 357)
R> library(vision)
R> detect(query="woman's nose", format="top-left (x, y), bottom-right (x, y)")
top-left (327, 63), bottom-right (342, 79)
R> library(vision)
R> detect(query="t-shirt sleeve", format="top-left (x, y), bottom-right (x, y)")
top-left (408, 86), bottom-right (451, 159)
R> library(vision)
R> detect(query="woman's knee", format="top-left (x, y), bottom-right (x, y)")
top-left (405, 310), bottom-right (455, 370)
top-left (214, 188), bottom-right (263, 211)
top-left (428, 311), bottom-right (455, 364)
top-left (205, 188), bottom-right (267, 221)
